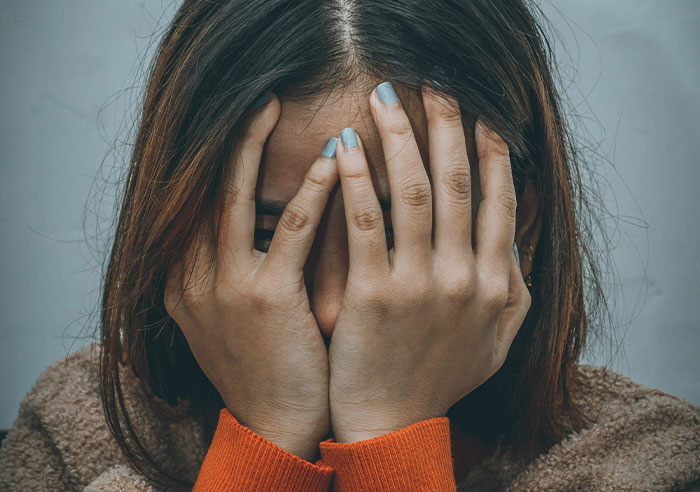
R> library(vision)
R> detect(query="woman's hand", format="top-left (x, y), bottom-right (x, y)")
top-left (164, 95), bottom-right (338, 461)
top-left (328, 84), bottom-right (531, 443)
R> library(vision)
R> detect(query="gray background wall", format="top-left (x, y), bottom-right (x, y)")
top-left (1, 1), bottom-right (698, 429)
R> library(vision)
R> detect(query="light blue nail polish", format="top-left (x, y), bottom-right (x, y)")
top-left (513, 242), bottom-right (520, 268)
top-left (252, 92), bottom-right (270, 109)
top-left (341, 128), bottom-right (358, 148)
top-left (376, 81), bottom-right (398, 104)
top-left (322, 137), bottom-right (338, 158)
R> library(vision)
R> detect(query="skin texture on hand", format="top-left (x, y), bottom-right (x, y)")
top-left (164, 94), bottom-right (339, 460)
top-left (167, 77), bottom-right (539, 455)
top-left (253, 74), bottom-right (540, 340)
top-left (326, 84), bottom-right (531, 443)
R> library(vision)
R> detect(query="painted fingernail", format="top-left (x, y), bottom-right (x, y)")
top-left (513, 242), bottom-right (521, 268)
top-left (340, 128), bottom-right (358, 149)
top-left (322, 137), bottom-right (338, 158)
top-left (252, 92), bottom-right (271, 109)
top-left (376, 81), bottom-right (398, 104)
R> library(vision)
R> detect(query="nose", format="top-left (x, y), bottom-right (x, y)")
top-left (303, 188), bottom-right (349, 339)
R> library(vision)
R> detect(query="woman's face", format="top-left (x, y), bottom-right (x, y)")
top-left (254, 79), bottom-right (482, 338)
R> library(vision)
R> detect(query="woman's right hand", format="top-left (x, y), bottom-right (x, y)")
top-left (164, 94), bottom-right (338, 462)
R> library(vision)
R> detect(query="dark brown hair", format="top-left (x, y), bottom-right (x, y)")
top-left (97, 0), bottom-right (612, 488)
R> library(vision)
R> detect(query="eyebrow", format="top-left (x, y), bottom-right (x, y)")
top-left (256, 194), bottom-right (392, 216)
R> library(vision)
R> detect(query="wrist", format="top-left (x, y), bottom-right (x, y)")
top-left (243, 421), bottom-right (325, 462)
top-left (265, 435), bottom-right (320, 462)
top-left (333, 428), bottom-right (401, 443)
top-left (331, 411), bottom-right (407, 443)
top-left (229, 408), bottom-right (329, 462)
top-left (331, 407), bottom-right (445, 443)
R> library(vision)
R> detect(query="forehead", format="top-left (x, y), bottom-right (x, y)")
top-left (255, 79), bottom-right (476, 207)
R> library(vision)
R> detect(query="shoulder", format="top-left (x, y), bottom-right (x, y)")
top-left (0, 344), bottom-right (127, 489)
top-left (570, 364), bottom-right (700, 430)
top-left (15, 343), bottom-right (103, 418)
top-left (9, 343), bottom-right (110, 449)
top-left (0, 344), bottom-right (208, 490)
top-left (458, 364), bottom-right (700, 492)
top-left (516, 364), bottom-right (700, 491)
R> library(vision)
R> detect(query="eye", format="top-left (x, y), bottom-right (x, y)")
top-left (253, 226), bottom-right (395, 253)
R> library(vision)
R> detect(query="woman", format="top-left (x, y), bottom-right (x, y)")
top-left (1, 0), bottom-right (698, 490)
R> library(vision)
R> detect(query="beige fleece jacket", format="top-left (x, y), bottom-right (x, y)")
top-left (0, 343), bottom-right (699, 491)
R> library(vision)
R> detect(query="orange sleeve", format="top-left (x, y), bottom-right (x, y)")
top-left (318, 417), bottom-right (457, 492)
top-left (193, 408), bottom-right (334, 492)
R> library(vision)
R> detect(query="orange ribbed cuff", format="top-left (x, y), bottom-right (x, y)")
top-left (193, 408), bottom-right (333, 492)
top-left (318, 416), bottom-right (457, 492)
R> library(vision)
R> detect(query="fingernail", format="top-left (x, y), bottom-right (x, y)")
top-left (340, 128), bottom-right (358, 149)
top-left (252, 92), bottom-right (271, 109)
top-left (376, 81), bottom-right (398, 105)
top-left (513, 242), bottom-right (520, 268)
top-left (322, 137), bottom-right (338, 158)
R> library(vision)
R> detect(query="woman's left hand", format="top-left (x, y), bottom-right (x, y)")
top-left (328, 84), bottom-right (531, 443)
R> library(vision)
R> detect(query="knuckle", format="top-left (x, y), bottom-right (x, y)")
top-left (480, 129), bottom-right (510, 158)
top-left (433, 104), bottom-right (463, 127)
top-left (340, 168), bottom-right (371, 182)
top-left (488, 141), bottom-right (510, 159)
top-left (352, 206), bottom-right (383, 232)
top-left (305, 167), bottom-right (331, 190)
top-left (442, 108), bottom-right (463, 125)
top-left (444, 270), bottom-right (476, 301)
top-left (386, 119), bottom-right (413, 138)
top-left (497, 186), bottom-right (518, 219)
top-left (400, 180), bottom-right (432, 208)
top-left (483, 282), bottom-right (509, 313)
top-left (279, 204), bottom-right (310, 233)
top-left (441, 167), bottom-right (471, 204)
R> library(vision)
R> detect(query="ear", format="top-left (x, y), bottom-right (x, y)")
top-left (515, 169), bottom-right (542, 279)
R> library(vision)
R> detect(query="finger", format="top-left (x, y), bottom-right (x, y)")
top-left (370, 82), bottom-right (432, 261)
top-left (221, 93), bottom-right (279, 265)
top-left (493, 248), bottom-right (531, 363)
top-left (336, 127), bottom-right (390, 277)
top-left (422, 85), bottom-right (472, 259)
top-left (473, 120), bottom-right (516, 279)
top-left (263, 138), bottom-right (340, 273)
